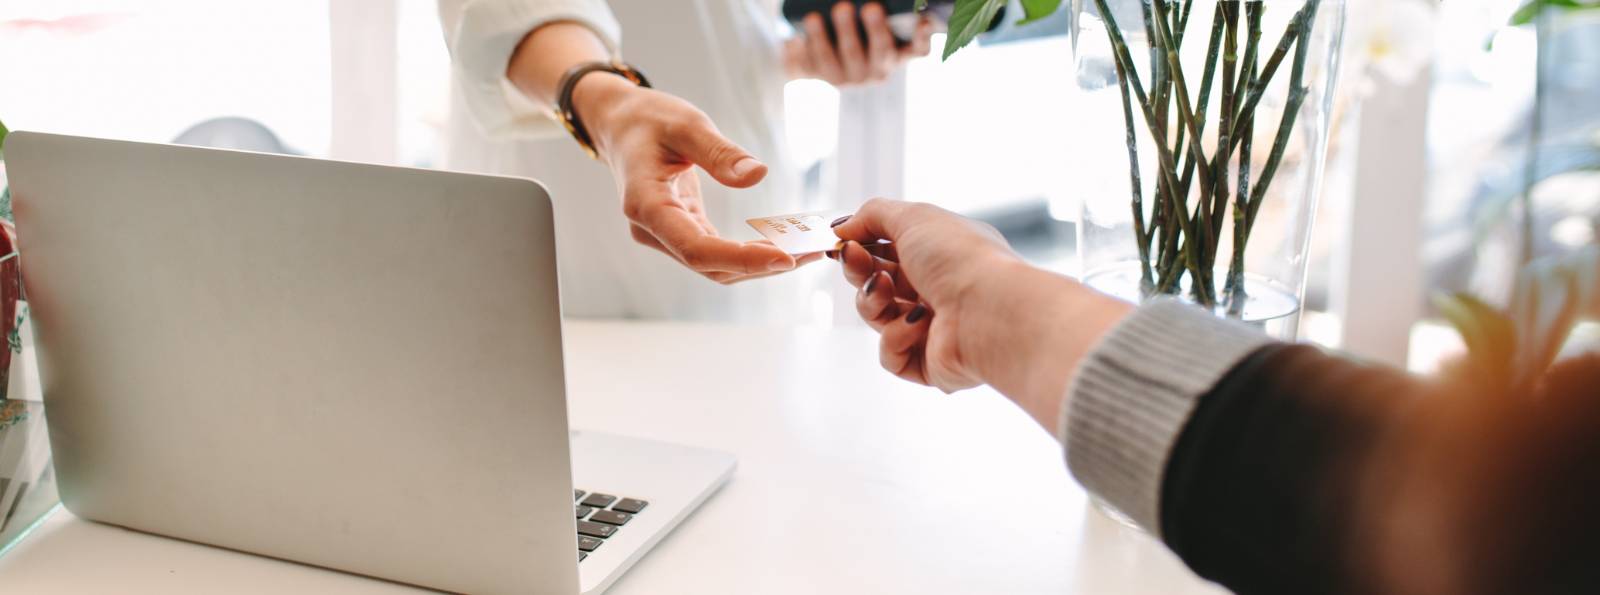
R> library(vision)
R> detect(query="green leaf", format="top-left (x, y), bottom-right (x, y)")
top-left (1435, 292), bottom-right (1518, 389)
top-left (1511, 0), bottom-right (1600, 25)
top-left (916, 0), bottom-right (928, 10)
top-left (1508, 245), bottom-right (1600, 387)
top-left (0, 117), bottom-right (8, 160)
top-left (941, 0), bottom-right (1008, 60)
top-left (1017, 0), bottom-right (1064, 25)
top-left (1437, 245), bottom-right (1600, 394)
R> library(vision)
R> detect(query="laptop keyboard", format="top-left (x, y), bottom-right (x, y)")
top-left (574, 489), bottom-right (649, 562)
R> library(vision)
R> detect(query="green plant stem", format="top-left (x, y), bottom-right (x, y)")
top-left (1158, 0), bottom-right (1198, 295)
top-left (1113, 53), bottom-right (1155, 290)
top-left (1189, 7), bottom-right (1230, 303)
top-left (1210, 0), bottom-right (1240, 244)
top-left (1151, 0), bottom-right (1215, 197)
top-left (1094, 0), bottom-right (1202, 293)
top-left (1151, 0), bottom-right (1218, 304)
top-left (1226, 2), bottom-right (1313, 151)
top-left (1179, 0), bottom-right (1195, 41)
top-left (1175, 7), bottom-right (1227, 208)
top-left (1138, 0), bottom-right (1177, 293)
top-left (1226, 2), bottom-right (1262, 314)
top-left (1230, 0), bottom-right (1264, 109)
top-left (1101, 0), bottom-right (1325, 311)
top-left (1197, 0), bottom-right (1241, 302)
top-left (1242, 0), bottom-right (1321, 242)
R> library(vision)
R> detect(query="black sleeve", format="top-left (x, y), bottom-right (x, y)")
top-left (1158, 343), bottom-right (1422, 595)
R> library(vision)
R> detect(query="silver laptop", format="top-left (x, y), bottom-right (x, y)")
top-left (4, 131), bottom-right (735, 595)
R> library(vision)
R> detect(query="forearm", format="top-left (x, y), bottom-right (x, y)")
top-left (1056, 300), bottom-right (1431, 592)
top-left (959, 261), bottom-right (1132, 436)
top-left (503, 21), bottom-right (640, 162)
top-left (506, 21), bottom-right (612, 109)
top-left (1160, 343), bottom-right (1423, 594)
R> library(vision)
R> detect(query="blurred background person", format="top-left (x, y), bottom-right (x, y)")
top-left (438, 0), bottom-right (932, 322)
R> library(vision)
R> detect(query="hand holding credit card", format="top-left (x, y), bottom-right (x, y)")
top-left (746, 210), bottom-right (891, 256)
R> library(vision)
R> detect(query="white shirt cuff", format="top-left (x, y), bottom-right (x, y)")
top-left (445, 0), bottom-right (623, 138)
top-left (1059, 298), bottom-right (1275, 535)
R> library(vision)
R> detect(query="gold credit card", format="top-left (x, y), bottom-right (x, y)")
top-left (746, 210), bottom-right (854, 256)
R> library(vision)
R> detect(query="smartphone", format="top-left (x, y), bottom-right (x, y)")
top-left (782, 0), bottom-right (997, 48)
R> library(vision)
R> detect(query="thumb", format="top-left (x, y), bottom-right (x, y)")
top-left (833, 197), bottom-right (913, 244)
top-left (671, 117), bottom-right (767, 188)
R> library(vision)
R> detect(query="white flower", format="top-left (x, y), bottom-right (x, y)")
top-left (1345, 0), bottom-right (1439, 90)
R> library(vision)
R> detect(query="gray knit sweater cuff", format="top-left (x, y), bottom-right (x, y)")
top-left (1061, 298), bottom-right (1276, 536)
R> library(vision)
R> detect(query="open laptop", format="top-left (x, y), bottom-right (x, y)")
top-left (4, 131), bottom-right (736, 594)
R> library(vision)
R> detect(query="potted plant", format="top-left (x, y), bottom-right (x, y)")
top-left (1437, 0), bottom-right (1600, 394)
top-left (931, 0), bottom-right (1347, 339)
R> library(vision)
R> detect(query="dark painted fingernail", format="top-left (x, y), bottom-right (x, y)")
top-left (863, 273), bottom-right (880, 295)
top-left (824, 250), bottom-right (841, 261)
top-left (905, 304), bottom-right (928, 324)
top-left (830, 216), bottom-right (851, 228)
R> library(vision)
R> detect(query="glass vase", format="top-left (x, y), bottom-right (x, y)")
top-left (1069, 0), bottom-right (1347, 340)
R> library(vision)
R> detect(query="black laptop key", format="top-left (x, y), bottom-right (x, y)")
top-left (579, 552), bottom-right (588, 562)
top-left (612, 498), bottom-right (649, 514)
top-left (575, 505), bottom-right (594, 519)
top-left (580, 493), bottom-right (617, 509)
top-left (589, 510), bottom-right (632, 526)
top-left (578, 535), bottom-right (603, 552)
top-left (575, 490), bottom-right (586, 501)
top-left (576, 520), bottom-right (617, 538)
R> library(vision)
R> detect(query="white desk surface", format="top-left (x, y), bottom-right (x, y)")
top-left (0, 321), bottom-right (1223, 595)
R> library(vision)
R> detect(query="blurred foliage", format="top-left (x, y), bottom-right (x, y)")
top-left (1473, 139), bottom-right (1600, 239)
top-left (1439, 246), bottom-right (1599, 393)
top-left (919, 0), bottom-right (1063, 59)
top-left (1442, 2), bottom-right (1600, 390)
top-left (1511, 0), bottom-right (1600, 26)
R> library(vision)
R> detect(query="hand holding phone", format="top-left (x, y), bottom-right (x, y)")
top-left (783, 0), bottom-right (940, 47)
top-left (780, 1), bottom-right (938, 87)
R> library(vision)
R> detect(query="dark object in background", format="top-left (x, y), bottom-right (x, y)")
top-left (782, 0), bottom-right (1001, 48)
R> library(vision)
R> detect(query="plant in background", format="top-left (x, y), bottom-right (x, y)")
top-left (1438, 246), bottom-right (1598, 393)
top-left (927, 0), bottom-right (1333, 314)
top-left (1437, 0), bottom-right (1600, 393)
top-left (1510, 0), bottom-right (1600, 26)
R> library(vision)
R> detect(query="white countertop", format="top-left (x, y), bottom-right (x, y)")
top-left (0, 321), bottom-right (1223, 595)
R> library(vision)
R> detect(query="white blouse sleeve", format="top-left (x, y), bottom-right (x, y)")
top-left (437, 0), bottom-right (623, 138)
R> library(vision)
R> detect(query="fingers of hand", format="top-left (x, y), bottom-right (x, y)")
top-left (633, 197), bottom-right (793, 274)
top-left (838, 240), bottom-right (918, 302)
top-left (660, 114), bottom-right (765, 188)
top-left (855, 270), bottom-right (905, 330)
top-left (833, 197), bottom-right (911, 245)
top-left (630, 223), bottom-right (672, 256)
top-left (838, 240), bottom-right (880, 288)
top-left (803, 13), bottom-right (844, 83)
top-left (880, 304), bottom-right (933, 386)
top-left (831, 2), bottom-right (867, 83)
top-left (782, 36), bottom-right (813, 78)
top-left (706, 251), bottom-right (824, 285)
top-left (860, 2), bottom-right (895, 80)
top-left (903, 16), bottom-right (934, 58)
